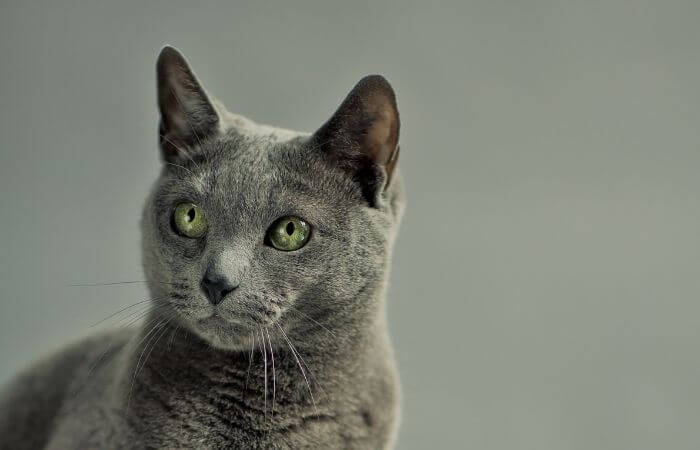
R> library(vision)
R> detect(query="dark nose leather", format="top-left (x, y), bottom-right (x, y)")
top-left (201, 272), bottom-right (237, 306)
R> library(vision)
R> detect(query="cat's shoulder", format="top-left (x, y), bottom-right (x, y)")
top-left (2, 328), bottom-right (133, 391)
top-left (0, 328), bottom-right (134, 448)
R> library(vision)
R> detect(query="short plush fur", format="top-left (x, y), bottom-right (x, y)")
top-left (0, 46), bottom-right (405, 449)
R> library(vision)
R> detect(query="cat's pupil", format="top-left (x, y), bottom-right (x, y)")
top-left (285, 222), bottom-right (295, 236)
top-left (187, 208), bottom-right (195, 222)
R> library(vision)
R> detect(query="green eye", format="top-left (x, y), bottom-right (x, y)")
top-left (172, 203), bottom-right (207, 238)
top-left (267, 216), bottom-right (311, 251)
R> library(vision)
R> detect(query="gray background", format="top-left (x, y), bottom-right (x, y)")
top-left (1, 1), bottom-right (699, 448)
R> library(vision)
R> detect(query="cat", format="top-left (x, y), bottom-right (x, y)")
top-left (0, 46), bottom-right (405, 449)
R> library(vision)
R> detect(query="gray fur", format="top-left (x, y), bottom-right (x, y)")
top-left (0, 47), bottom-right (404, 449)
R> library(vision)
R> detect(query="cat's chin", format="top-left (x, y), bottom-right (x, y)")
top-left (188, 314), bottom-right (258, 351)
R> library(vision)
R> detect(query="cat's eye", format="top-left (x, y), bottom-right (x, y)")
top-left (172, 203), bottom-right (208, 238)
top-left (266, 216), bottom-right (311, 251)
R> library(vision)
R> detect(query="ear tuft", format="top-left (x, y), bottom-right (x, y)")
top-left (311, 75), bottom-right (400, 205)
top-left (156, 46), bottom-right (219, 162)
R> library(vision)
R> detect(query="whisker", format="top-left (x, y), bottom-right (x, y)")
top-left (259, 326), bottom-right (268, 420)
top-left (160, 130), bottom-right (204, 171)
top-left (275, 323), bottom-right (317, 414)
top-left (265, 327), bottom-right (276, 417)
top-left (162, 161), bottom-right (208, 193)
top-left (89, 296), bottom-right (163, 328)
top-left (118, 305), bottom-right (161, 328)
top-left (134, 319), bottom-right (172, 383)
top-left (167, 325), bottom-right (180, 351)
top-left (72, 341), bottom-right (115, 398)
top-left (127, 317), bottom-right (167, 408)
top-left (99, 297), bottom-right (171, 329)
top-left (67, 280), bottom-right (175, 287)
top-left (246, 332), bottom-right (255, 389)
top-left (291, 345), bottom-right (328, 399)
top-left (304, 137), bottom-right (334, 154)
top-left (159, 134), bottom-right (203, 171)
top-left (71, 304), bottom-right (171, 398)
top-left (285, 306), bottom-right (337, 338)
top-left (164, 161), bottom-right (198, 179)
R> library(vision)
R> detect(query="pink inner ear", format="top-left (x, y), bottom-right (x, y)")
top-left (310, 74), bottom-right (400, 195)
top-left (366, 102), bottom-right (397, 165)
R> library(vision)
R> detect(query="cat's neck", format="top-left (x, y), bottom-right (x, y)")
top-left (123, 304), bottom-right (389, 406)
top-left (118, 315), bottom-right (389, 442)
top-left (136, 311), bottom-right (385, 377)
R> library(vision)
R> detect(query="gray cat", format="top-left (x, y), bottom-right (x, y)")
top-left (0, 46), bottom-right (405, 449)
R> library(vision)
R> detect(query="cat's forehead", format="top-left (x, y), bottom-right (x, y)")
top-left (203, 132), bottom-right (316, 192)
top-left (156, 132), bottom-right (357, 228)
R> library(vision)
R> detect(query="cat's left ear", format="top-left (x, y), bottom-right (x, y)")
top-left (156, 46), bottom-right (219, 162)
top-left (311, 75), bottom-right (400, 206)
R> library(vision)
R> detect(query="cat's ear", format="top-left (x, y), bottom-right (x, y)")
top-left (311, 75), bottom-right (400, 206)
top-left (156, 46), bottom-right (219, 162)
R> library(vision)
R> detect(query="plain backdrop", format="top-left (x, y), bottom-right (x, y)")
top-left (1, 1), bottom-right (700, 449)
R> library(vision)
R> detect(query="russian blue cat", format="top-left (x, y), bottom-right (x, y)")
top-left (0, 46), bottom-right (404, 449)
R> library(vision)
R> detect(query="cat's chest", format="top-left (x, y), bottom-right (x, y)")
top-left (47, 357), bottom-right (390, 449)
top-left (127, 365), bottom-right (372, 448)
top-left (47, 385), bottom-right (358, 449)
top-left (140, 405), bottom-right (354, 449)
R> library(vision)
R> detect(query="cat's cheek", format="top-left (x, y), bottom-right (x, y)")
top-left (155, 219), bottom-right (207, 259)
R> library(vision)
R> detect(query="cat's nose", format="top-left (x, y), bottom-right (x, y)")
top-left (201, 272), bottom-right (238, 306)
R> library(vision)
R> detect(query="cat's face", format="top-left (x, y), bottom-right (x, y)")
top-left (141, 47), bottom-right (403, 351)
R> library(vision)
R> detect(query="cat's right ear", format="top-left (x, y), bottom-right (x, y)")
top-left (310, 75), bottom-right (400, 207)
top-left (156, 46), bottom-right (219, 162)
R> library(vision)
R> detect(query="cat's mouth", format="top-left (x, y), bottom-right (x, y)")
top-left (200, 314), bottom-right (229, 327)
top-left (175, 294), bottom-right (285, 337)
top-left (188, 313), bottom-right (256, 350)
top-left (196, 308), bottom-right (274, 329)
top-left (197, 311), bottom-right (246, 328)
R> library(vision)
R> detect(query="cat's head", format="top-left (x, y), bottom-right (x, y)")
top-left (141, 46), bottom-right (404, 351)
